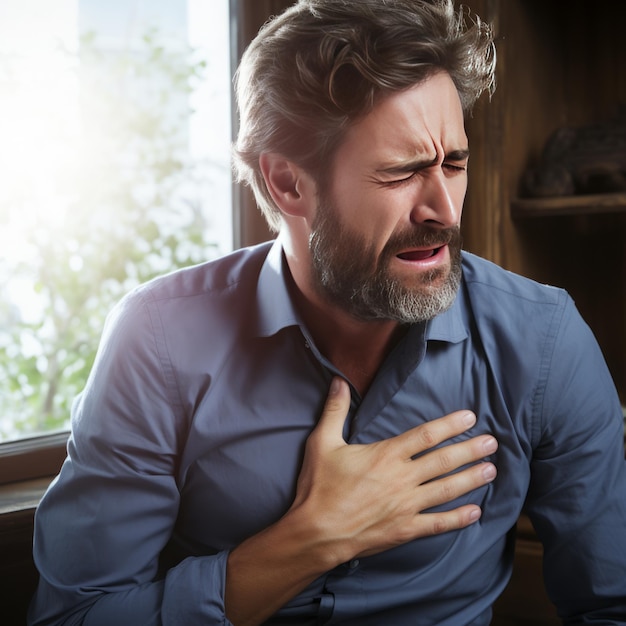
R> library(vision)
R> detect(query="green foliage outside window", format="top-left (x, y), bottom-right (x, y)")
top-left (0, 31), bottom-right (224, 440)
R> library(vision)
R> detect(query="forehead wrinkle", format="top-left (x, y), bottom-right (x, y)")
top-left (375, 126), bottom-right (439, 171)
top-left (333, 72), bottom-right (467, 180)
top-left (377, 140), bottom-right (468, 174)
top-left (381, 115), bottom-right (466, 171)
top-left (376, 152), bottom-right (438, 175)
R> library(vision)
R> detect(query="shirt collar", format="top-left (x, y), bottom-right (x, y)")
top-left (255, 239), bottom-right (302, 337)
top-left (424, 281), bottom-right (469, 344)
top-left (255, 238), bottom-right (469, 345)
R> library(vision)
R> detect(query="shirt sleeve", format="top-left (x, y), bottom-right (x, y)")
top-left (28, 291), bottom-right (234, 626)
top-left (525, 294), bottom-right (626, 623)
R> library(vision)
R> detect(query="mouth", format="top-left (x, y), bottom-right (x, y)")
top-left (396, 245), bottom-right (445, 262)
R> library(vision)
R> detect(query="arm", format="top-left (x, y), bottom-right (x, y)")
top-left (225, 377), bottom-right (498, 626)
top-left (525, 296), bottom-right (626, 623)
top-left (29, 294), bottom-right (231, 626)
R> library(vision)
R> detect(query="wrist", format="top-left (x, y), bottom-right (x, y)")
top-left (281, 499), bottom-right (357, 570)
top-left (225, 505), bottom-right (344, 625)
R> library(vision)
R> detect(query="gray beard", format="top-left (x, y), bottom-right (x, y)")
top-left (309, 205), bottom-right (462, 324)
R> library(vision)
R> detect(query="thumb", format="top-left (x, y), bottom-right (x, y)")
top-left (313, 377), bottom-right (352, 446)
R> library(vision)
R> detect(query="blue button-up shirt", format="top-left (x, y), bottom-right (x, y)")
top-left (30, 240), bottom-right (626, 625)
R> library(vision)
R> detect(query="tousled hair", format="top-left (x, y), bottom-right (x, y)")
top-left (233, 0), bottom-right (496, 231)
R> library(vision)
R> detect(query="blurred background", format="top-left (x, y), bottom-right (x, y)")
top-left (0, 0), bottom-right (232, 442)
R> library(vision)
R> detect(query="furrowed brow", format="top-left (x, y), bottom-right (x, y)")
top-left (377, 149), bottom-right (469, 176)
top-left (377, 154), bottom-right (439, 176)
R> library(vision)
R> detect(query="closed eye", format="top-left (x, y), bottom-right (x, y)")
top-left (377, 150), bottom-right (468, 186)
top-left (383, 171), bottom-right (418, 187)
top-left (443, 163), bottom-right (467, 173)
top-left (383, 163), bottom-right (465, 187)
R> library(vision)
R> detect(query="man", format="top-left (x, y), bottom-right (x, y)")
top-left (30, 1), bottom-right (626, 625)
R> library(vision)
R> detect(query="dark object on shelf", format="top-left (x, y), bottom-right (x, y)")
top-left (522, 108), bottom-right (626, 198)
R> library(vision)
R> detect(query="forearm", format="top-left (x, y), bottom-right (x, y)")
top-left (224, 506), bottom-right (340, 626)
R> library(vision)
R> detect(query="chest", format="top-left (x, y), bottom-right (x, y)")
top-left (172, 338), bottom-right (532, 554)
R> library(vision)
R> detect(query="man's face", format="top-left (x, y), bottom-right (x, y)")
top-left (308, 72), bottom-right (468, 323)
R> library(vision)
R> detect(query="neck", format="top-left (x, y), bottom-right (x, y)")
top-left (280, 229), bottom-right (406, 395)
top-left (290, 279), bottom-right (405, 396)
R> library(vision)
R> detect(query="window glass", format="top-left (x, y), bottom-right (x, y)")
top-left (0, 0), bottom-right (232, 442)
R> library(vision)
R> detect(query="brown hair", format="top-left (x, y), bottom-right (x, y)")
top-left (233, 0), bottom-right (496, 231)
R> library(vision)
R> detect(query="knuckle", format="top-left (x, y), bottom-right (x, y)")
top-left (437, 479), bottom-right (456, 502)
top-left (324, 397), bottom-right (343, 414)
top-left (417, 425), bottom-right (437, 449)
top-left (400, 529), bottom-right (416, 545)
top-left (431, 515), bottom-right (450, 535)
top-left (396, 520), bottom-right (418, 544)
top-left (437, 449), bottom-right (454, 473)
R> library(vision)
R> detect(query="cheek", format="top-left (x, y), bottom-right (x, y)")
top-left (452, 176), bottom-right (468, 205)
top-left (329, 182), bottom-right (416, 250)
top-left (334, 187), bottom-right (397, 232)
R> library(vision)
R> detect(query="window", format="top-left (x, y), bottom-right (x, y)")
top-left (0, 0), bottom-right (233, 449)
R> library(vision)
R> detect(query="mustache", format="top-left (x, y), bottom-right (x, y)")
top-left (382, 225), bottom-right (462, 256)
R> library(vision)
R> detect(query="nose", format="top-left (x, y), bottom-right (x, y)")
top-left (410, 170), bottom-right (464, 228)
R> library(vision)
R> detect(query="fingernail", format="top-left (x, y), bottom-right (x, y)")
top-left (463, 411), bottom-right (476, 427)
top-left (469, 508), bottom-right (482, 522)
top-left (483, 436), bottom-right (498, 454)
top-left (482, 463), bottom-right (497, 481)
top-left (330, 377), bottom-right (343, 395)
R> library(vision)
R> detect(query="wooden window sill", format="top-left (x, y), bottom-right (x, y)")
top-left (0, 477), bottom-right (52, 518)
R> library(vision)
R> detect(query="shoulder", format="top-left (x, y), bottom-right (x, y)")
top-left (461, 251), bottom-right (566, 309)
top-left (459, 253), bottom-right (615, 445)
top-left (132, 241), bottom-right (274, 304)
top-left (101, 241), bottom-right (275, 349)
top-left (460, 251), bottom-right (574, 341)
top-left (459, 251), bottom-right (580, 389)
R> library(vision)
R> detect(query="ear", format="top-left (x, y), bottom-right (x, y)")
top-left (259, 153), bottom-right (316, 218)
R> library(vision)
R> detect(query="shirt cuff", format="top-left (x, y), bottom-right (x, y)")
top-left (162, 551), bottom-right (234, 625)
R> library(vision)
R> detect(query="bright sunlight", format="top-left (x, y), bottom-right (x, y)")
top-left (0, 0), bottom-right (232, 441)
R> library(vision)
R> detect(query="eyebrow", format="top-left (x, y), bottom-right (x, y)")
top-left (377, 149), bottom-right (470, 175)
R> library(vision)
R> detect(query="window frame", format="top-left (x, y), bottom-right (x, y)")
top-left (0, 433), bottom-right (68, 487)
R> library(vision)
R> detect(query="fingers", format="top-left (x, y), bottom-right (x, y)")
top-left (417, 504), bottom-right (484, 538)
top-left (355, 461), bottom-right (495, 555)
top-left (416, 457), bottom-right (497, 513)
top-left (395, 410), bottom-right (479, 459)
top-left (414, 433), bottom-right (498, 484)
top-left (310, 377), bottom-right (352, 447)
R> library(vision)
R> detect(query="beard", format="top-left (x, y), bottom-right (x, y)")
top-left (308, 198), bottom-right (463, 324)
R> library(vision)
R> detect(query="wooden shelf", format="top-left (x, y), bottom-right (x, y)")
top-left (511, 192), bottom-right (626, 218)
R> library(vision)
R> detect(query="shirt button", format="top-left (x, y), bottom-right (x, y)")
top-left (348, 559), bottom-right (360, 569)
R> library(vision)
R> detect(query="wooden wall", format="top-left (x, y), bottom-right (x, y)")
top-left (463, 0), bottom-right (626, 402)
